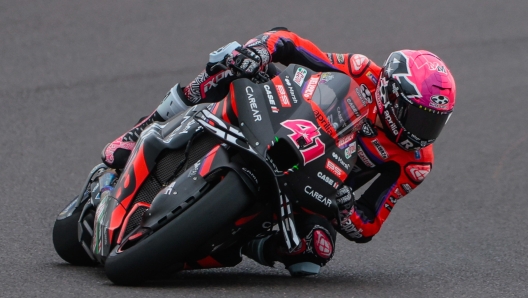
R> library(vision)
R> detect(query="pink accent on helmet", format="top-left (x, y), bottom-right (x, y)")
top-left (397, 50), bottom-right (456, 112)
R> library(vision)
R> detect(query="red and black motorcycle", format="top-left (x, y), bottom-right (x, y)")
top-left (53, 62), bottom-right (368, 285)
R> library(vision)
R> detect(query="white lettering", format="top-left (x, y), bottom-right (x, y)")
top-left (245, 86), bottom-right (262, 122)
top-left (304, 185), bottom-right (331, 207)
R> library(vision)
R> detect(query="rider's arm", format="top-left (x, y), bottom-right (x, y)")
top-left (249, 28), bottom-right (374, 77)
top-left (337, 155), bottom-right (434, 243)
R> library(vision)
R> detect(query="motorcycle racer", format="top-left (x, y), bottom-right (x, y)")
top-left (101, 27), bottom-right (456, 275)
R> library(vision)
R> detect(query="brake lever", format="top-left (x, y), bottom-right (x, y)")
top-left (210, 62), bottom-right (229, 73)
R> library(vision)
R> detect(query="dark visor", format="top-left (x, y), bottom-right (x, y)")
top-left (399, 103), bottom-right (451, 140)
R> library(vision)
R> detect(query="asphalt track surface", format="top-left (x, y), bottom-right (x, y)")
top-left (1, 1), bottom-right (527, 297)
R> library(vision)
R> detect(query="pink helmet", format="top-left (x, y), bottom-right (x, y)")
top-left (375, 50), bottom-right (456, 151)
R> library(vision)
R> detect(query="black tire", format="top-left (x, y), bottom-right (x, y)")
top-left (104, 171), bottom-right (254, 285)
top-left (52, 197), bottom-right (97, 266)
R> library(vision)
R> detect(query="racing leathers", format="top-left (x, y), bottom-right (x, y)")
top-left (101, 28), bottom-right (435, 271)
top-left (183, 28), bottom-right (434, 244)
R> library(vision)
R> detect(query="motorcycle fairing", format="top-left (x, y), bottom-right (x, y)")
top-left (230, 65), bottom-right (366, 217)
top-left (92, 104), bottom-right (213, 260)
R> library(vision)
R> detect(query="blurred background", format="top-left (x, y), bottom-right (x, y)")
top-left (1, 1), bottom-right (527, 297)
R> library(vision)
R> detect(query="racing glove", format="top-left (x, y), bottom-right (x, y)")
top-left (336, 185), bottom-right (354, 220)
top-left (333, 185), bottom-right (372, 243)
top-left (185, 42), bottom-right (272, 104)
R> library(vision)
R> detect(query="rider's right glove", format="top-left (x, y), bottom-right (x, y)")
top-left (228, 46), bottom-right (270, 77)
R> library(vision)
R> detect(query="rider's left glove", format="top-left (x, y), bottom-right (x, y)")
top-left (336, 185), bottom-right (354, 220)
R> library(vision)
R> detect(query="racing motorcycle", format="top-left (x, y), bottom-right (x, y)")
top-left (53, 47), bottom-right (369, 285)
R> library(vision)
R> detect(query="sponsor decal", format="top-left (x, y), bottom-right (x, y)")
top-left (325, 159), bottom-right (347, 182)
top-left (336, 107), bottom-right (345, 125)
top-left (355, 84), bottom-right (373, 106)
top-left (293, 67), bottom-right (307, 87)
top-left (326, 53), bottom-right (334, 64)
top-left (304, 185), bottom-right (331, 207)
top-left (288, 86), bottom-right (298, 103)
top-left (337, 131), bottom-right (355, 149)
top-left (242, 167), bottom-right (259, 185)
top-left (414, 149), bottom-right (422, 160)
top-left (320, 72), bottom-right (335, 84)
top-left (401, 183), bottom-right (413, 194)
top-left (312, 108), bottom-right (336, 138)
top-left (303, 75), bottom-right (320, 100)
top-left (384, 110), bottom-right (399, 136)
top-left (415, 58), bottom-right (448, 74)
top-left (375, 80), bottom-right (386, 113)
top-left (263, 85), bottom-right (276, 106)
top-left (357, 145), bottom-right (375, 168)
top-left (271, 106), bottom-right (279, 113)
top-left (384, 203), bottom-right (393, 212)
top-left (164, 181), bottom-right (176, 194)
top-left (332, 152), bottom-right (350, 170)
top-left (281, 119), bottom-right (325, 165)
top-left (178, 119), bottom-right (197, 134)
top-left (275, 84), bottom-right (291, 107)
top-left (346, 97), bottom-right (362, 118)
top-left (203, 69), bottom-right (234, 93)
top-left (336, 53), bottom-right (345, 64)
top-left (187, 160), bottom-right (202, 177)
top-left (351, 54), bottom-right (368, 75)
top-left (283, 76), bottom-right (298, 103)
top-left (361, 122), bottom-right (377, 137)
top-left (388, 196), bottom-right (397, 204)
top-left (394, 188), bottom-right (403, 199)
top-left (366, 71), bottom-right (378, 85)
top-left (344, 141), bottom-right (356, 159)
top-left (317, 171), bottom-right (339, 189)
top-left (341, 218), bottom-right (363, 239)
top-left (245, 86), bottom-right (262, 122)
top-left (371, 139), bottom-right (389, 159)
top-left (326, 113), bottom-right (339, 130)
top-left (430, 95), bottom-right (450, 110)
top-left (399, 139), bottom-right (415, 150)
top-left (284, 76), bottom-right (292, 86)
top-left (404, 163), bottom-right (431, 184)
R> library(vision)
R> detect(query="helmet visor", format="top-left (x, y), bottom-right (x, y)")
top-left (399, 102), bottom-right (451, 140)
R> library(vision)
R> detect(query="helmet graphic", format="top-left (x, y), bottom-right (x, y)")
top-left (374, 50), bottom-right (456, 151)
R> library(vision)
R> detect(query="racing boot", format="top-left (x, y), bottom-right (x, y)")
top-left (102, 83), bottom-right (190, 169)
top-left (242, 233), bottom-right (277, 267)
top-left (244, 216), bottom-right (336, 277)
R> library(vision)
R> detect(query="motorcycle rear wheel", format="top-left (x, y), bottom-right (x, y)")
top-left (104, 170), bottom-right (254, 285)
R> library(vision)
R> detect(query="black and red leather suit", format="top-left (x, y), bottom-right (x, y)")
top-left (183, 28), bottom-right (434, 246)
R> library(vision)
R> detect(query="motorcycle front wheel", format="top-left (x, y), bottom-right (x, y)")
top-left (104, 170), bottom-right (254, 285)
